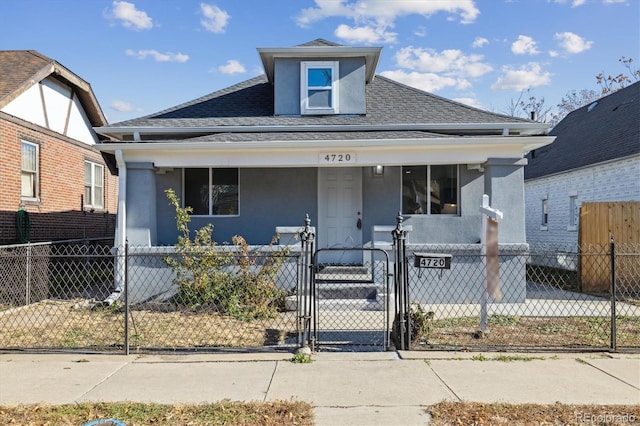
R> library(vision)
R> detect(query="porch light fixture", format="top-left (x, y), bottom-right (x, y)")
top-left (373, 165), bottom-right (384, 176)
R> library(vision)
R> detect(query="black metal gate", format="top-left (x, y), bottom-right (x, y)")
top-left (312, 247), bottom-right (391, 351)
top-left (296, 216), bottom-right (391, 351)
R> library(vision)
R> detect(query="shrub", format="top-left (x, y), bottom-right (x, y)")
top-left (410, 303), bottom-right (435, 341)
top-left (164, 188), bottom-right (288, 321)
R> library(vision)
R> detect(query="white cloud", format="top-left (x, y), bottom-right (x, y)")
top-left (555, 31), bottom-right (593, 54)
top-left (549, 0), bottom-right (586, 6)
top-left (603, 0), bottom-right (628, 3)
top-left (110, 100), bottom-right (134, 112)
top-left (200, 3), bottom-right (230, 33)
top-left (218, 59), bottom-right (246, 75)
top-left (106, 1), bottom-right (153, 30)
top-left (548, 50), bottom-right (560, 57)
top-left (298, 0), bottom-right (480, 25)
top-left (491, 62), bottom-right (552, 91)
top-left (334, 24), bottom-right (397, 44)
top-left (296, 0), bottom-right (479, 46)
top-left (380, 70), bottom-right (466, 92)
top-left (511, 35), bottom-right (540, 55)
top-left (394, 46), bottom-right (493, 78)
top-left (126, 49), bottom-right (189, 63)
top-left (472, 37), bottom-right (489, 48)
top-left (414, 26), bottom-right (427, 37)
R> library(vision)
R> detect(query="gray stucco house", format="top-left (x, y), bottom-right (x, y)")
top-left (95, 39), bottom-right (554, 304)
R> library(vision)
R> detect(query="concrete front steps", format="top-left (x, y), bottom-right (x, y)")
top-left (315, 265), bottom-right (387, 311)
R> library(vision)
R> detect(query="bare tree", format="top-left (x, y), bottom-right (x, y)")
top-left (550, 88), bottom-right (600, 126)
top-left (504, 56), bottom-right (639, 128)
top-left (596, 56), bottom-right (640, 95)
top-left (503, 89), bottom-right (552, 122)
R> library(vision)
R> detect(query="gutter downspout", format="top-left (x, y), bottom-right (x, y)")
top-left (104, 149), bottom-right (127, 305)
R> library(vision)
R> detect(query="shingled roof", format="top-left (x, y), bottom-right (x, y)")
top-left (525, 81), bottom-right (640, 180)
top-left (0, 50), bottom-right (107, 126)
top-left (109, 74), bottom-right (530, 129)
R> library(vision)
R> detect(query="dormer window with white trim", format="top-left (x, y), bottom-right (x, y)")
top-left (301, 61), bottom-right (339, 115)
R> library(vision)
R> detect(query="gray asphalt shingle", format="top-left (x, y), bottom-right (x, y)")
top-left (525, 81), bottom-right (639, 180)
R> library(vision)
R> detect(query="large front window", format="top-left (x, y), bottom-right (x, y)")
top-left (184, 168), bottom-right (239, 216)
top-left (402, 165), bottom-right (459, 215)
top-left (301, 61), bottom-right (339, 115)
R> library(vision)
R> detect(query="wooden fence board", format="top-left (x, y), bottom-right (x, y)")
top-left (579, 202), bottom-right (640, 294)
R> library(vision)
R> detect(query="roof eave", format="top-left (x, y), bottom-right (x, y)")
top-left (96, 135), bottom-right (556, 154)
top-left (257, 46), bottom-right (383, 84)
top-left (94, 122), bottom-right (551, 140)
top-left (51, 63), bottom-right (108, 127)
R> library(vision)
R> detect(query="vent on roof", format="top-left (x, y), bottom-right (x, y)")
top-left (612, 99), bottom-right (635, 111)
top-left (587, 101), bottom-right (598, 112)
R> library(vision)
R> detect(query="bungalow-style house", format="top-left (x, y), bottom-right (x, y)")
top-left (524, 81), bottom-right (640, 250)
top-left (95, 39), bottom-right (554, 304)
top-left (0, 50), bottom-right (118, 244)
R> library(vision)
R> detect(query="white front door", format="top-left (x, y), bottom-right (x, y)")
top-left (318, 167), bottom-right (363, 264)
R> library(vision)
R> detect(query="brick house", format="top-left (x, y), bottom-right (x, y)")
top-left (524, 81), bottom-right (640, 249)
top-left (0, 50), bottom-right (117, 244)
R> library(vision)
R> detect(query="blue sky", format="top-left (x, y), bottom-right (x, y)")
top-left (1, 0), bottom-right (638, 124)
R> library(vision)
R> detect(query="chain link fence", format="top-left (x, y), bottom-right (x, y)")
top-left (1, 238), bottom-right (638, 353)
top-left (0, 239), bottom-right (300, 353)
top-left (403, 242), bottom-right (639, 351)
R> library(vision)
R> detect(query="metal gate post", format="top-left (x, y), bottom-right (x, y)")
top-left (392, 213), bottom-right (410, 350)
top-left (124, 240), bottom-right (129, 356)
top-left (25, 243), bottom-right (32, 306)
top-left (610, 235), bottom-right (617, 352)
top-left (298, 214), bottom-right (315, 351)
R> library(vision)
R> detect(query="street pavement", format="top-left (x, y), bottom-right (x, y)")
top-left (0, 350), bottom-right (638, 425)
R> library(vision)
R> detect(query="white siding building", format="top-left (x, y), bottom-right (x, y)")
top-left (524, 82), bottom-right (640, 250)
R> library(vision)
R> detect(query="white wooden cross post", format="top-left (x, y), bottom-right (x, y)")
top-left (479, 194), bottom-right (503, 333)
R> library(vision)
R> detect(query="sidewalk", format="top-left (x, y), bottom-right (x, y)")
top-left (0, 350), bottom-right (638, 425)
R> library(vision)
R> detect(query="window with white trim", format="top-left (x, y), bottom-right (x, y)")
top-left (300, 61), bottom-right (339, 115)
top-left (84, 161), bottom-right (104, 209)
top-left (21, 141), bottom-right (39, 199)
top-left (184, 168), bottom-right (239, 216)
top-left (402, 165), bottom-right (459, 215)
top-left (568, 193), bottom-right (578, 231)
top-left (541, 198), bottom-right (549, 228)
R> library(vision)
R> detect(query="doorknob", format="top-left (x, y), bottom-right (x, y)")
top-left (357, 218), bottom-right (362, 229)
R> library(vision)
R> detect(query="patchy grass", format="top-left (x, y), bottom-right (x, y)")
top-left (0, 401), bottom-right (314, 426)
top-left (2, 401), bottom-right (639, 425)
top-left (428, 401), bottom-right (640, 426)
top-left (0, 299), bottom-right (638, 351)
top-left (0, 299), bottom-right (297, 350)
top-left (470, 353), bottom-right (545, 362)
top-left (412, 314), bottom-right (640, 349)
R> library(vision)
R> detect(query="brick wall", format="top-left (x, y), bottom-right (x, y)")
top-left (0, 116), bottom-right (118, 244)
top-left (525, 155), bottom-right (640, 248)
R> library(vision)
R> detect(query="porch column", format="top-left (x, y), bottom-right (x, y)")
top-left (482, 158), bottom-right (528, 243)
top-left (126, 162), bottom-right (157, 246)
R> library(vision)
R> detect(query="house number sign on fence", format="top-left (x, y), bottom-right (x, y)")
top-left (319, 153), bottom-right (356, 163)
top-left (414, 253), bottom-right (452, 269)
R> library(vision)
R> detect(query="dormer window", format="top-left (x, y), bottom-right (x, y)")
top-left (301, 61), bottom-right (339, 115)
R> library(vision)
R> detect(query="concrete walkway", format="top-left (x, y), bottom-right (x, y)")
top-left (0, 351), bottom-right (638, 425)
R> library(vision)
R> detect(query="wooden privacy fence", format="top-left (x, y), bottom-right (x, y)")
top-left (579, 201), bottom-right (640, 294)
